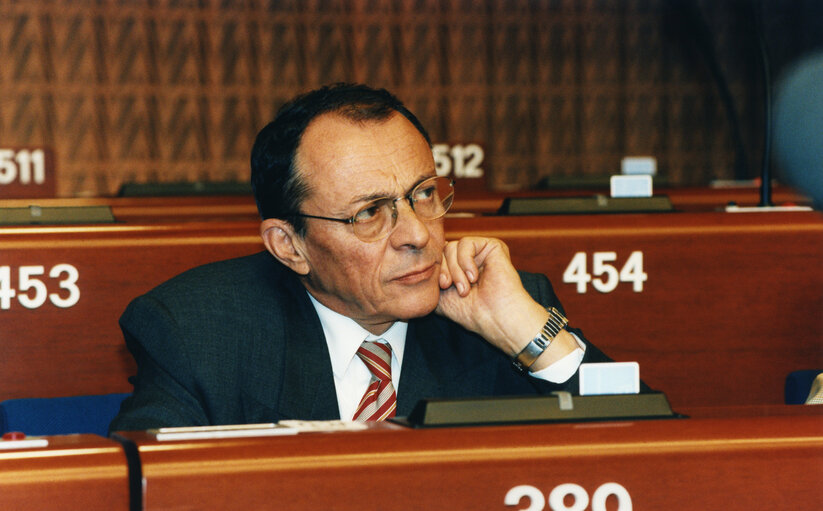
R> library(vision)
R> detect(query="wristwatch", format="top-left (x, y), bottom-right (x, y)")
top-left (512, 307), bottom-right (568, 372)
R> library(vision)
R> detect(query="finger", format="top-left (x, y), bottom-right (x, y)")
top-left (438, 250), bottom-right (452, 289)
top-left (456, 237), bottom-right (485, 284)
top-left (443, 240), bottom-right (471, 296)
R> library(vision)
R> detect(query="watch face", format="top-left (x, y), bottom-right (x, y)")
top-left (516, 337), bottom-right (548, 369)
top-left (515, 308), bottom-right (568, 372)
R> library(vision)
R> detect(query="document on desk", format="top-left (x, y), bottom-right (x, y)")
top-left (0, 437), bottom-right (49, 449)
top-left (149, 423), bottom-right (298, 441)
top-left (278, 420), bottom-right (368, 432)
top-left (579, 361), bottom-right (640, 395)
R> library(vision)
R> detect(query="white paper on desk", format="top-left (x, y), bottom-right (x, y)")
top-left (610, 174), bottom-right (653, 197)
top-left (149, 423), bottom-right (298, 441)
top-left (0, 438), bottom-right (49, 450)
top-left (278, 420), bottom-right (368, 432)
top-left (579, 362), bottom-right (640, 395)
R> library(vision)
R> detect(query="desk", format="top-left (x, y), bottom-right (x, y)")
top-left (0, 221), bottom-right (264, 399)
top-left (451, 185), bottom-right (810, 214)
top-left (0, 434), bottom-right (130, 510)
top-left (447, 210), bottom-right (823, 407)
top-left (1, 210), bottom-right (821, 407)
top-left (0, 195), bottom-right (259, 223)
top-left (0, 185), bottom-right (809, 222)
top-left (114, 405), bottom-right (823, 510)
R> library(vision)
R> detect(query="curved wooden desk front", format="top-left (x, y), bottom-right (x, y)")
top-left (0, 434), bottom-right (130, 510)
top-left (1, 210), bottom-right (821, 409)
top-left (114, 405), bottom-right (823, 510)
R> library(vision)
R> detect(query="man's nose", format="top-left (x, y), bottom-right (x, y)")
top-left (389, 198), bottom-right (431, 249)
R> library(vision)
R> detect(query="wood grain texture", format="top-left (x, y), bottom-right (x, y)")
top-left (1, 1), bottom-right (821, 196)
top-left (1, 202), bottom-right (820, 409)
top-left (0, 435), bottom-right (130, 510)
top-left (116, 405), bottom-right (823, 510)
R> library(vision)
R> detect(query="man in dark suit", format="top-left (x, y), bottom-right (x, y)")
top-left (109, 84), bottom-right (615, 431)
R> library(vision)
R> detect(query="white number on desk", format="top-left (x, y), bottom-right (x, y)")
top-left (0, 148), bottom-right (46, 185)
top-left (563, 251), bottom-right (647, 294)
top-left (433, 143), bottom-right (484, 178)
top-left (0, 264), bottom-right (81, 309)
top-left (505, 482), bottom-right (632, 510)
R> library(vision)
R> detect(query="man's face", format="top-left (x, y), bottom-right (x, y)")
top-left (293, 112), bottom-right (445, 334)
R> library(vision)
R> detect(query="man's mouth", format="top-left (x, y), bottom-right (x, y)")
top-left (393, 263), bottom-right (437, 284)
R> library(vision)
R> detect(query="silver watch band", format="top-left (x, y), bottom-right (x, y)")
top-left (512, 307), bottom-right (568, 372)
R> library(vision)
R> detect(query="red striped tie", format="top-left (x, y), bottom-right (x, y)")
top-left (352, 341), bottom-right (397, 421)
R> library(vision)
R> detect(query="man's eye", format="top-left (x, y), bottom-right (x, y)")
top-left (354, 202), bottom-right (385, 222)
top-left (414, 185), bottom-right (436, 201)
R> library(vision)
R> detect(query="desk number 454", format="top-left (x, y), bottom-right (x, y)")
top-left (563, 251), bottom-right (647, 294)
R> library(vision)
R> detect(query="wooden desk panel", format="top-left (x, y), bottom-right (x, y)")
top-left (117, 406), bottom-right (823, 510)
top-left (2, 211), bottom-right (820, 409)
top-left (0, 195), bottom-right (260, 223)
top-left (0, 221), bottom-right (264, 399)
top-left (0, 434), bottom-right (130, 510)
top-left (447, 211), bottom-right (823, 408)
top-left (0, 185), bottom-right (809, 222)
top-left (451, 185), bottom-right (810, 214)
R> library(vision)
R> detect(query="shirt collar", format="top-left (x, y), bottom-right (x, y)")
top-left (307, 292), bottom-right (407, 379)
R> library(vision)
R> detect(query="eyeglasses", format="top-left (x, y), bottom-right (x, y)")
top-left (294, 176), bottom-right (454, 242)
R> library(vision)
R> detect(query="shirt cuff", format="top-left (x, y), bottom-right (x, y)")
top-left (528, 333), bottom-right (586, 384)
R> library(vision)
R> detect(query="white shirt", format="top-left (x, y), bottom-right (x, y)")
top-left (307, 292), bottom-right (586, 420)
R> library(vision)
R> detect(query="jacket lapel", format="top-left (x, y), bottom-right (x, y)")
top-left (249, 258), bottom-right (467, 420)
top-left (396, 315), bottom-right (451, 417)
top-left (274, 271), bottom-right (340, 420)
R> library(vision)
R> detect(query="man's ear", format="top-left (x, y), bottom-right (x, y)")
top-left (260, 218), bottom-right (310, 275)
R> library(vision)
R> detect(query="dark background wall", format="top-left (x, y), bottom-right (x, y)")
top-left (0, 0), bottom-right (820, 197)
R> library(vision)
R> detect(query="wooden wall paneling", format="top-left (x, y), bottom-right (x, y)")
top-left (2, 1), bottom-right (822, 197)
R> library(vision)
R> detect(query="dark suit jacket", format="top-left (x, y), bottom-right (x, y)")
top-left (109, 251), bottom-right (614, 431)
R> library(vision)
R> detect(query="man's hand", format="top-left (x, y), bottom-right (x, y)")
top-left (436, 237), bottom-right (578, 371)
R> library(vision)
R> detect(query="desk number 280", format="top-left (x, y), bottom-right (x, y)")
top-left (0, 265), bottom-right (80, 309)
top-left (506, 483), bottom-right (632, 511)
top-left (563, 251), bottom-right (647, 294)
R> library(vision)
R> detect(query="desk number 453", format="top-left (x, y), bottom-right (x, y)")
top-left (0, 264), bottom-right (80, 309)
top-left (563, 251), bottom-right (647, 294)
